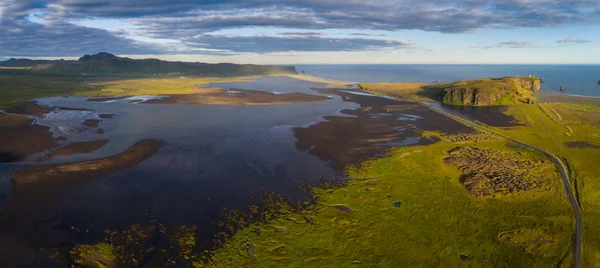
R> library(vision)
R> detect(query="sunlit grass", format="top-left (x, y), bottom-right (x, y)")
top-left (494, 103), bottom-right (600, 267)
top-left (0, 73), bottom-right (258, 108)
top-left (76, 76), bottom-right (257, 97)
top-left (208, 137), bottom-right (572, 267)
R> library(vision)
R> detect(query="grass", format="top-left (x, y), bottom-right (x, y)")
top-left (207, 136), bottom-right (572, 267)
top-left (76, 76), bottom-right (256, 97)
top-left (358, 82), bottom-right (434, 101)
top-left (554, 102), bottom-right (600, 113)
top-left (490, 102), bottom-right (600, 267)
top-left (360, 81), bottom-right (600, 266)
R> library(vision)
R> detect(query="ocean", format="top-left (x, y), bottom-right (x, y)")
top-left (296, 64), bottom-right (600, 97)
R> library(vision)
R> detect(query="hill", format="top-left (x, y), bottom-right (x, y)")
top-left (421, 76), bottom-right (541, 106)
top-left (0, 52), bottom-right (297, 77)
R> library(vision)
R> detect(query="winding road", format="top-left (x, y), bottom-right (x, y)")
top-left (422, 102), bottom-right (582, 268)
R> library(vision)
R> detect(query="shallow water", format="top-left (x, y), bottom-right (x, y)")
top-left (0, 77), bottom-right (363, 257)
top-left (424, 102), bottom-right (519, 127)
top-left (0, 76), bottom-right (472, 264)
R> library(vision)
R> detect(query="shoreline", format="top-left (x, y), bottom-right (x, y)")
top-left (293, 73), bottom-right (600, 101)
top-left (534, 91), bottom-right (600, 105)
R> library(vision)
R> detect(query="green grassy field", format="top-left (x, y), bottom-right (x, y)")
top-left (207, 135), bottom-right (573, 267)
top-left (358, 82), bottom-right (600, 267)
top-left (492, 102), bottom-right (600, 267)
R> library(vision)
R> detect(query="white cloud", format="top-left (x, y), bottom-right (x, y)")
top-left (557, 38), bottom-right (592, 44)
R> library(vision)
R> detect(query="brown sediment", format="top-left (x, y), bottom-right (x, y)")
top-left (11, 139), bottom-right (166, 186)
top-left (564, 141), bottom-right (600, 149)
top-left (86, 96), bottom-right (131, 102)
top-left (83, 119), bottom-right (101, 127)
top-left (5, 101), bottom-right (53, 117)
top-left (31, 140), bottom-right (108, 162)
top-left (444, 146), bottom-right (553, 196)
top-left (293, 88), bottom-right (473, 170)
top-left (144, 88), bottom-right (330, 105)
top-left (99, 113), bottom-right (116, 119)
top-left (56, 106), bottom-right (92, 111)
top-left (0, 112), bottom-right (56, 163)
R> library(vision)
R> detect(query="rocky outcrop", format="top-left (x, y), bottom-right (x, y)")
top-left (431, 76), bottom-right (542, 106)
top-left (513, 77), bottom-right (541, 92)
top-left (442, 87), bottom-right (503, 106)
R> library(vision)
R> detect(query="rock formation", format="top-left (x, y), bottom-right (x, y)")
top-left (424, 76), bottom-right (542, 106)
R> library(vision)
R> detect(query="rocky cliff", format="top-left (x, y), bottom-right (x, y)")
top-left (424, 76), bottom-right (541, 106)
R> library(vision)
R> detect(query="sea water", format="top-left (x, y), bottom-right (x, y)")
top-left (296, 64), bottom-right (600, 97)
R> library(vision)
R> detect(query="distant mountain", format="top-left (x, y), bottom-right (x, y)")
top-left (0, 52), bottom-right (297, 77)
top-left (0, 58), bottom-right (60, 67)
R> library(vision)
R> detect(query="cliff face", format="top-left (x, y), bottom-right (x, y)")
top-left (434, 77), bottom-right (541, 106)
top-left (514, 77), bottom-right (541, 92)
top-left (442, 87), bottom-right (507, 106)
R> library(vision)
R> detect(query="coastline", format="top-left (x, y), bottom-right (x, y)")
top-left (534, 91), bottom-right (600, 104)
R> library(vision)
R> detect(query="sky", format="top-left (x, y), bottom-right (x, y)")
top-left (1, 0), bottom-right (599, 64)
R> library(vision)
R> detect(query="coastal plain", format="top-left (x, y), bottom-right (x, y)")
top-left (1, 61), bottom-right (598, 267)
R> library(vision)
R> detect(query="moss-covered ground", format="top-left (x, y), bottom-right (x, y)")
top-left (207, 135), bottom-right (573, 267)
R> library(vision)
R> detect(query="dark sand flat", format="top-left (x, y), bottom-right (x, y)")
top-left (0, 112), bottom-right (56, 162)
top-left (294, 88), bottom-right (472, 170)
top-left (535, 92), bottom-right (600, 105)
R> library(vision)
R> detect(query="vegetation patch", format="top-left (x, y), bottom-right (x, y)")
top-left (70, 243), bottom-right (117, 268)
top-left (206, 139), bottom-right (571, 267)
top-left (444, 146), bottom-right (554, 196)
top-left (498, 229), bottom-right (559, 257)
top-left (442, 132), bottom-right (498, 143)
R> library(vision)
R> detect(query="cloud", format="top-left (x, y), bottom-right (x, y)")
top-left (472, 40), bottom-right (534, 49)
top-left (0, 19), bottom-right (164, 57)
top-left (1, 0), bottom-right (599, 57)
top-left (23, 0), bottom-right (598, 32)
top-left (497, 41), bottom-right (534, 48)
top-left (279, 32), bottom-right (322, 36)
top-left (557, 38), bottom-right (592, 44)
top-left (183, 35), bottom-right (415, 54)
top-left (350, 33), bottom-right (386, 37)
